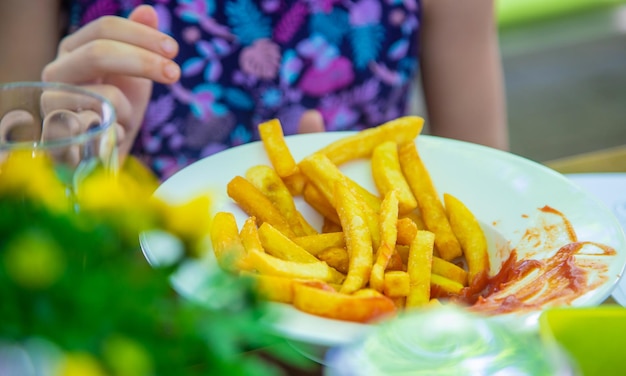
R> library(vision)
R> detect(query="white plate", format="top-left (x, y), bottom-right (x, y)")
top-left (565, 173), bottom-right (626, 306)
top-left (141, 133), bottom-right (626, 348)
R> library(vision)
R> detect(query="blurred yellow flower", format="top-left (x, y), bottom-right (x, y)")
top-left (2, 231), bottom-right (66, 289)
top-left (74, 161), bottom-right (162, 236)
top-left (102, 334), bottom-right (153, 376)
top-left (159, 194), bottom-right (213, 257)
top-left (0, 150), bottom-right (68, 211)
top-left (55, 352), bottom-right (107, 376)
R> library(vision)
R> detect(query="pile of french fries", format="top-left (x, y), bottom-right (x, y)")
top-left (210, 116), bottom-right (490, 323)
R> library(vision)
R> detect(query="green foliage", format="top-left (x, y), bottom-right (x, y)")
top-left (0, 154), bottom-right (293, 375)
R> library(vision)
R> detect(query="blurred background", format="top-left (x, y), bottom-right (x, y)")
top-left (415, 0), bottom-right (626, 163)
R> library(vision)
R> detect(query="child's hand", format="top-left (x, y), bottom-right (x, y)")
top-left (41, 5), bottom-right (180, 160)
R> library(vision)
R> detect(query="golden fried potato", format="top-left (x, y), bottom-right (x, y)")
top-left (396, 217), bottom-right (418, 246)
top-left (406, 230), bottom-right (435, 308)
top-left (247, 249), bottom-right (345, 284)
top-left (257, 222), bottom-right (319, 263)
top-left (310, 116), bottom-right (424, 165)
top-left (398, 142), bottom-right (462, 261)
top-left (299, 153), bottom-right (380, 213)
top-left (245, 164), bottom-right (317, 237)
top-left (226, 175), bottom-right (295, 238)
top-left (334, 179), bottom-right (374, 294)
top-left (292, 232), bottom-right (345, 256)
top-left (432, 257), bottom-right (468, 286)
top-left (317, 246), bottom-right (350, 274)
top-left (293, 281), bottom-right (397, 323)
top-left (402, 210), bottom-right (427, 231)
top-left (282, 170), bottom-right (308, 196)
top-left (370, 190), bottom-right (399, 292)
top-left (258, 118), bottom-right (298, 177)
top-left (371, 141), bottom-right (417, 214)
top-left (395, 244), bottom-right (467, 285)
top-left (383, 270), bottom-right (410, 298)
top-left (444, 193), bottom-right (489, 289)
top-left (210, 211), bottom-right (251, 272)
top-left (242, 272), bottom-right (295, 303)
top-left (431, 274), bottom-right (465, 296)
top-left (239, 216), bottom-right (264, 254)
top-left (302, 182), bottom-right (341, 225)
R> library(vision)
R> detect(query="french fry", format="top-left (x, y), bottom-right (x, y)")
top-left (245, 164), bottom-right (317, 236)
top-left (370, 244), bottom-right (393, 292)
top-left (310, 116), bottom-right (424, 165)
top-left (282, 170), bottom-right (308, 196)
top-left (371, 141), bottom-right (418, 215)
top-left (215, 118), bottom-right (500, 324)
top-left (444, 193), bottom-right (489, 288)
top-left (302, 183), bottom-right (340, 225)
top-left (346, 182), bottom-right (381, 252)
top-left (402, 210), bottom-right (427, 231)
top-left (396, 217), bottom-right (418, 246)
top-left (370, 190), bottom-right (399, 292)
top-left (247, 249), bottom-right (345, 284)
top-left (432, 257), bottom-right (468, 286)
top-left (258, 222), bottom-right (319, 263)
top-left (242, 272), bottom-right (295, 303)
top-left (334, 179), bottom-right (373, 294)
top-left (300, 152), bottom-right (381, 249)
top-left (406, 230), bottom-right (435, 308)
top-left (431, 274), bottom-right (465, 296)
top-left (292, 232), bottom-right (345, 256)
top-left (428, 298), bottom-right (443, 307)
top-left (317, 246), bottom-right (350, 274)
top-left (239, 216), bottom-right (264, 253)
top-left (383, 270), bottom-right (410, 298)
top-left (226, 175), bottom-right (295, 238)
top-left (210, 211), bottom-right (250, 272)
top-left (398, 142), bottom-right (462, 261)
top-left (293, 282), bottom-right (397, 323)
top-left (258, 118), bottom-right (298, 177)
top-left (395, 244), bottom-right (467, 285)
top-left (299, 153), bottom-right (380, 214)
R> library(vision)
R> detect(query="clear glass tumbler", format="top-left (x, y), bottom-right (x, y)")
top-left (0, 82), bottom-right (117, 191)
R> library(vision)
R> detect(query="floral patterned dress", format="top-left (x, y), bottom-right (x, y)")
top-left (66, 0), bottom-right (422, 179)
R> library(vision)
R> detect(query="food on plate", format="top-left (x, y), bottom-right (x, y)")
top-left (209, 211), bottom-right (250, 272)
top-left (245, 164), bottom-right (317, 237)
top-left (444, 193), bottom-right (489, 289)
top-left (406, 230), bottom-right (435, 307)
top-left (398, 141), bottom-right (462, 261)
top-left (212, 116), bottom-right (618, 324)
top-left (311, 116), bottom-right (423, 165)
top-left (371, 141), bottom-right (418, 215)
top-left (226, 175), bottom-right (295, 238)
top-left (369, 190), bottom-right (399, 293)
top-left (292, 281), bottom-right (397, 323)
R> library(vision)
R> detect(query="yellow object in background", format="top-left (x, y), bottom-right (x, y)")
top-left (497, 0), bottom-right (624, 28)
top-left (539, 306), bottom-right (626, 375)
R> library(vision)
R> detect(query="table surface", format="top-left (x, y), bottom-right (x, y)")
top-left (543, 145), bottom-right (626, 173)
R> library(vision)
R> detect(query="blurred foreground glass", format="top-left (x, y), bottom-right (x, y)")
top-left (0, 82), bottom-right (117, 191)
top-left (324, 306), bottom-right (577, 376)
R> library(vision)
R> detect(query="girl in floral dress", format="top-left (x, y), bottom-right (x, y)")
top-left (1, 0), bottom-right (508, 180)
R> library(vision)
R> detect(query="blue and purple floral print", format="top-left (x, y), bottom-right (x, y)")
top-left (66, 0), bottom-right (421, 179)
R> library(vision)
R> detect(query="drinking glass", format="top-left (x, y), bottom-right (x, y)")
top-left (0, 82), bottom-right (117, 190)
